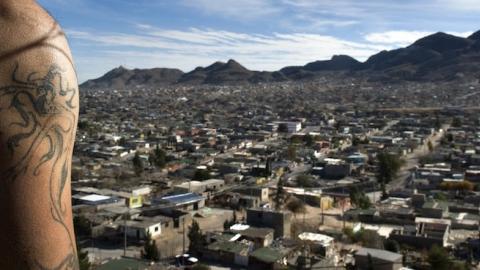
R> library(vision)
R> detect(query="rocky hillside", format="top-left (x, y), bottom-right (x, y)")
top-left (81, 30), bottom-right (480, 88)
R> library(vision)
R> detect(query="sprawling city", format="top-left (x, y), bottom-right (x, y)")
top-left (11, 1), bottom-right (480, 270)
top-left (73, 43), bottom-right (480, 269)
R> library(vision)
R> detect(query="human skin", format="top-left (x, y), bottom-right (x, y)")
top-left (0, 1), bottom-right (79, 269)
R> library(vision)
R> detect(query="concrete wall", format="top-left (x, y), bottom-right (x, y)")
top-left (246, 209), bottom-right (292, 238)
top-left (390, 234), bottom-right (445, 250)
top-left (355, 255), bottom-right (402, 270)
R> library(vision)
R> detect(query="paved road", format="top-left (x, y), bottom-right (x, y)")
top-left (387, 125), bottom-right (450, 191)
top-left (266, 163), bottom-right (312, 188)
top-left (84, 246), bottom-right (141, 263)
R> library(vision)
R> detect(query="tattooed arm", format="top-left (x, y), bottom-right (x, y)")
top-left (0, 1), bottom-right (79, 269)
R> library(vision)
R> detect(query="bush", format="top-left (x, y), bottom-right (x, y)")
top-left (439, 181), bottom-right (474, 191)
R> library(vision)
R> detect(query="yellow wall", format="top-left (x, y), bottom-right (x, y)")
top-left (128, 196), bottom-right (143, 209)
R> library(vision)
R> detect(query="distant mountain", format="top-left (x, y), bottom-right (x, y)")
top-left (280, 55), bottom-right (362, 80)
top-left (469, 30), bottom-right (480, 41)
top-left (363, 31), bottom-right (480, 81)
top-left (81, 66), bottom-right (184, 89)
top-left (81, 30), bottom-right (480, 89)
top-left (179, 59), bottom-right (254, 84)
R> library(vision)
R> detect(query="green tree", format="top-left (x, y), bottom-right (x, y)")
top-left (73, 215), bottom-right (91, 237)
top-left (286, 199), bottom-right (306, 217)
top-left (274, 178), bottom-right (286, 210)
top-left (452, 117), bottom-right (462, 128)
top-left (304, 134), bottom-right (315, 146)
top-left (192, 264), bottom-right (211, 270)
top-left (132, 152), bottom-right (144, 176)
top-left (377, 152), bottom-right (404, 197)
top-left (265, 158), bottom-right (272, 177)
top-left (349, 186), bottom-right (371, 209)
top-left (149, 145), bottom-right (166, 168)
top-left (77, 245), bottom-right (91, 270)
top-left (383, 239), bottom-right (400, 253)
top-left (287, 145), bottom-right (297, 161)
top-left (297, 174), bottom-right (314, 188)
top-left (427, 140), bottom-right (434, 152)
top-left (428, 245), bottom-right (452, 270)
top-left (193, 169), bottom-right (210, 181)
top-left (188, 220), bottom-right (205, 254)
top-left (366, 254), bottom-right (374, 270)
top-left (359, 230), bottom-right (383, 249)
top-left (278, 123), bottom-right (288, 133)
top-left (223, 211), bottom-right (238, 230)
top-left (77, 120), bottom-right (90, 131)
top-left (118, 137), bottom-right (127, 146)
top-left (142, 232), bottom-right (160, 261)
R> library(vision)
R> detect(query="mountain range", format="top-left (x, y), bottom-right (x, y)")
top-left (81, 30), bottom-right (480, 88)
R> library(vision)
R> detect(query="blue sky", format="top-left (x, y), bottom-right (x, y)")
top-left (37, 0), bottom-right (479, 82)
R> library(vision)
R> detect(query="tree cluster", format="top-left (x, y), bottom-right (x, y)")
top-left (285, 198), bottom-right (306, 217)
top-left (377, 152), bottom-right (404, 196)
top-left (149, 145), bottom-right (167, 168)
top-left (132, 152), bottom-right (144, 176)
top-left (193, 169), bottom-right (210, 181)
top-left (223, 211), bottom-right (238, 230)
top-left (274, 178), bottom-right (286, 210)
top-left (428, 245), bottom-right (470, 270)
top-left (349, 186), bottom-right (371, 209)
top-left (142, 232), bottom-right (160, 262)
top-left (297, 174), bottom-right (315, 188)
top-left (188, 220), bottom-right (206, 255)
top-left (439, 181), bottom-right (474, 191)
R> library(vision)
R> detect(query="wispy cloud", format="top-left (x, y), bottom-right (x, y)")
top-left (364, 30), bottom-right (473, 47)
top-left (67, 26), bottom-right (391, 78)
top-left (180, 0), bottom-right (281, 20)
top-left (435, 0), bottom-right (480, 11)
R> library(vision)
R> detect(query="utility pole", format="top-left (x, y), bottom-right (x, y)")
top-left (90, 219), bottom-right (95, 263)
top-left (124, 212), bottom-right (127, 257)
top-left (303, 187), bottom-right (306, 227)
top-left (182, 218), bottom-right (186, 255)
top-left (321, 194), bottom-right (324, 225)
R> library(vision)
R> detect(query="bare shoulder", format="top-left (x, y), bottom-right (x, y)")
top-left (0, 1), bottom-right (71, 56)
top-left (0, 1), bottom-right (79, 181)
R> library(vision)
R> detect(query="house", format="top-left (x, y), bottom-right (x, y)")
top-left (320, 158), bottom-right (352, 179)
top-left (246, 208), bottom-right (292, 238)
top-left (249, 247), bottom-right (288, 270)
top-left (204, 239), bottom-right (251, 267)
top-left (236, 187), bottom-right (269, 203)
top-left (298, 232), bottom-right (335, 258)
top-left (390, 217), bottom-right (451, 249)
top-left (230, 225), bottom-right (275, 248)
top-left (173, 179), bottom-right (225, 194)
top-left (276, 121), bottom-right (302, 133)
top-left (355, 247), bottom-right (403, 270)
top-left (152, 193), bottom-right (205, 211)
top-left (73, 194), bottom-right (125, 210)
top-left (283, 187), bottom-right (333, 209)
top-left (119, 216), bottom-right (172, 240)
top-left (420, 200), bottom-right (448, 219)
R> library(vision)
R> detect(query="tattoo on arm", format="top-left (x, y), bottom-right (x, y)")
top-left (0, 64), bottom-right (79, 270)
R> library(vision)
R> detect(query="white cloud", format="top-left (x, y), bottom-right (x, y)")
top-left (364, 30), bottom-right (473, 47)
top-left (68, 26), bottom-right (394, 82)
top-left (68, 26), bottom-right (473, 82)
top-left (180, 0), bottom-right (281, 20)
top-left (435, 0), bottom-right (480, 11)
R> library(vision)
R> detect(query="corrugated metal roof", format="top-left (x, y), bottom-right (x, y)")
top-left (160, 192), bottom-right (203, 205)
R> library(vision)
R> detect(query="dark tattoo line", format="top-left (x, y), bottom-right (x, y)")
top-left (0, 64), bottom-right (79, 270)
